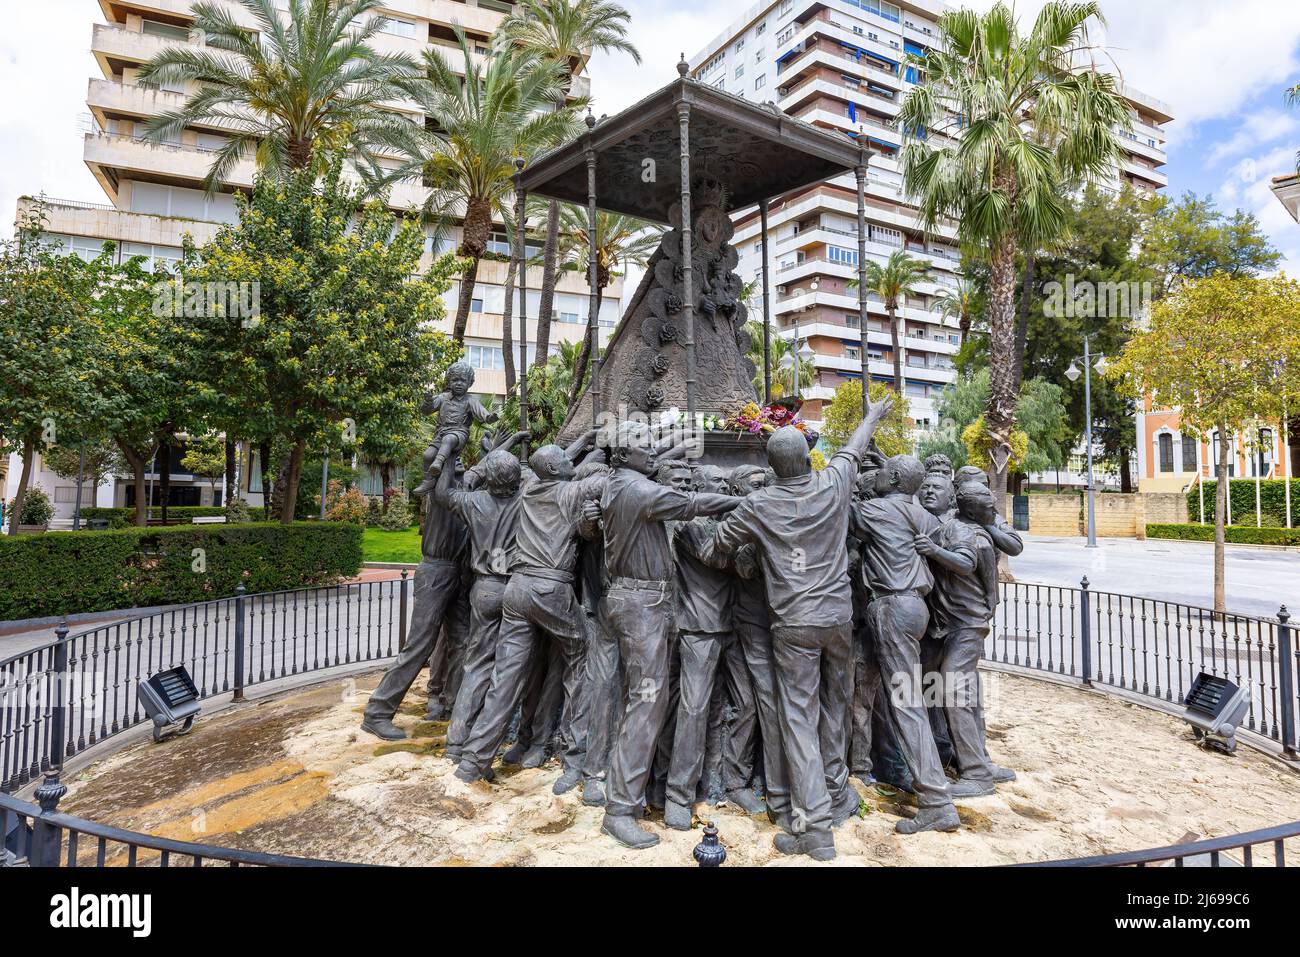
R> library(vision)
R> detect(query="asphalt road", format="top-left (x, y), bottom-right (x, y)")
top-left (1008, 536), bottom-right (1299, 619)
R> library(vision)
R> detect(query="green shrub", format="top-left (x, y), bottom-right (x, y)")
top-left (379, 493), bottom-right (413, 531)
top-left (9, 486), bottom-right (55, 527)
top-left (224, 498), bottom-right (252, 524)
top-left (1186, 480), bottom-right (1300, 524)
top-left (0, 522), bottom-right (363, 620)
top-left (1146, 523), bottom-right (1300, 547)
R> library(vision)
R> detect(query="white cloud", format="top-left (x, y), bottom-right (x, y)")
top-left (1218, 145), bottom-right (1300, 275)
top-left (0, 1), bottom-right (101, 240)
top-left (1207, 110), bottom-right (1300, 166)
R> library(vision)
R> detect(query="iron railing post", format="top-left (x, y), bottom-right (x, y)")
top-left (232, 584), bottom-right (246, 702)
top-left (399, 569), bottom-right (409, 652)
top-left (1080, 577), bottom-right (1093, 687)
top-left (31, 620), bottom-right (70, 866)
top-left (1277, 605), bottom-right (1296, 758)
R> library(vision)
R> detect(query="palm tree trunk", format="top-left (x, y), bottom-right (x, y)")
top-left (7, 437), bottom-right (36, 535)
top-left (501, 252), bottom-right (518, 393)
top-left (567, 285), bottom-right (604, 409)
top-left (1214, 422), bottom-right (1229, 613)
top-left (985, 230), bottom-right (1020, 514)
top-left (535, 199), bottom-right (561, 378)
top-left (453, 257), bottom-right (480, 344)
top-left (889, 304), bottom-right (903, 394)
top-left (1012, 251), bottom-right (1035, 393)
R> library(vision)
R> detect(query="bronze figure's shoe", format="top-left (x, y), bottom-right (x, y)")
top-left (663, 799), bottom-right (693, 831)
top-left (582, 779), bottom-right (607, 807)
top-left (948, 777), bottom-right (996, 798)
top-left (831, 785), bottom-right (863, 827)
top-left (361, 718), bottom-right (406, 741)
top-left (724, 788), bottom-right (765, 815)
top-left (500, 742), bottom-right (528, 765)
top-left (454, 763), bottom-right (481, 784)
top-left (552, 768), bottom-right (582, 795)
top-left (601, 813), bottom-right (660, 849)
top-left (895, 803), bottom-right (961, 835)
top-left (989, 764), bottom-right (1017, 783)
top-left (773, 832), bottom-right (836, 861)
top-left (519, 745), bottom-right (549, 769)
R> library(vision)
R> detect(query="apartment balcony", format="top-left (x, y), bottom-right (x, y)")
top-left (16, 195), bottom-right (225, 249)
top-left (776, 44), bottom-right (904, 96)
top-left (1121, 157), bottom-right (1169, 188)
top-left (84, 128), bottom-right (256, 200)
top-left (736, 188), bottom-right (957, 245)
top-left (88, 76), bottom-right (188, 124)
top-left (778, 76), bottom-right (901, 119)
top-left (92, 22), bottom-right (185, 73)
top-left (1118, 135), bottom-right (1167, 167)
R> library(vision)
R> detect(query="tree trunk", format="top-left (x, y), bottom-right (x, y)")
top-left (224, 439), bottom-right (236, 505)
top-left (501, 250), bottom-right (518, 393)
top-left (567, 285), bottom-right (604, 410)
top-left (535, 198), bottom-right (561, 379)
top-left (1119, 446), bottom-right (1133, 494)
top-left (278, 438), bottom-right (306, 524)
top-left (116, 440), bottom-right (149, 527)
top-left (157, 439), bottom-right (171, 524)
top-left (7, 437), bottom-right (36, 535)
top-left (1214, 422), bottom-right (1229, 614)
top-left (1012, 251), bottom-right (1035, 393)
top-left (452, 257), bottom-right (480, 344)
top-left (985, 229), bottom-right (1020, 516)
top-left (259, 439), bottom-right (274, 520)
top-left (889, 303), bottom-right (904, 394)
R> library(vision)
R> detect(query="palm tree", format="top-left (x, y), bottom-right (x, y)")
top-left (852, 249), bottom-right (928, 393)
top-left (934, 275), bottom-right (977, 343)
top-left (1288, 84), bottom-right (1300, 170)
top-left (898, 0), bottom-right (1130, 502)
top-left (137, 0), bottom-right (421, 191)
top-left (745, 321), bottom-right (814, 398)
top-left (500, 0), bottom-right (640, 380)
top-left (555, 207), bottom-right (660, 405)
top-left (375, 29), bottom-right (578, 343)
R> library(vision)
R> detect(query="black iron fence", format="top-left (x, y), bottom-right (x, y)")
top-left (986, 577), bottom-right (1298, 757)
top-left (1, 573), bottom-right (1296, 867)
top-left (1, 575), bottom-right (409, 794)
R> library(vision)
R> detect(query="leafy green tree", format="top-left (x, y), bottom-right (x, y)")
top-left (851, 249), bottom-right (928, 393)
top-left (496, 340), bottom-right (585, 448)
top-left (821, 380), bottom-right (912, 457)
top-left (0, 205), bottom-right (103, 534)
top-left (1110, 274), bottom-right (1300, 611)
top-left (898, 0), bottom-right (1131, 505)
top-left (138, 0), bottom-right (420, 190)
top-left (500, 0), bottom-right (640, 372)
top-left (374, 27), bottom-right (576, 343)
top-left (181, 432), bottom-right (228, 501)
top-left (1142, 192), bottom-right (1281, 296)
top-left (42, 440), bottom-right (126, 497)
top-left (182, 158), bottom-right (457, 522)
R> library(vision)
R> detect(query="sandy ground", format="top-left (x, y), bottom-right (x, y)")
top-left (61, 669), bottom-right (1300, 867)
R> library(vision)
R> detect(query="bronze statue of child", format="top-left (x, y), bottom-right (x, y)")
top-left (413, 361), bottom-right (498, 495)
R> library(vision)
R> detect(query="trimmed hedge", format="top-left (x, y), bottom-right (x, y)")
top-left (80, 506), bottom-right (232, 529)
top-left (1186, 480), bottom-right (1300, 528)
top-left (1146, 523), bottom-right (1300, 547)
top-left (0, 522), bottom-right (363, 621)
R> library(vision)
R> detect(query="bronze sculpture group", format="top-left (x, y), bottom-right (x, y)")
top-left (362, 385), bottom-right (1023, 861)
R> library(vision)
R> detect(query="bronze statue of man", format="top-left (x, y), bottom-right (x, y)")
top-left (453, 434), bottom-right (601, 791)
top-left (710, 399), bottom-right (893, 860)
top-left (598, 422), bottom-right (739, 850)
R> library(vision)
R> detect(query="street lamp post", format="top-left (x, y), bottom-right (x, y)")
top-left (1066, 336), bottom-right (1108, 549)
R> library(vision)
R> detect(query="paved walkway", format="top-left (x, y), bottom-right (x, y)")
top-left (1009, 535), bottom-right (1299, 619)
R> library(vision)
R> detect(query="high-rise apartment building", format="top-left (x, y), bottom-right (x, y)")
top-left (7, 0), bottom-right (623, 523)
top-left (689, 0), bottom-right (1171, 429)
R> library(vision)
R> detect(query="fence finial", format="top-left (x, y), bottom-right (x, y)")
top-left (1080, 576), bottom-right (1090, 589)
top-left (1280, 604), bottom-right (1290, 624)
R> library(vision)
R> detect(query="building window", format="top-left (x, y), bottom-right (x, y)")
top-left (777, 26), bottom-right (794, 45)
top-left (735, 64), bottom-right (744, 79)
top-left (779, 0), bottom-right (792, 16)
top-left (734, 38), bottom-right (745, 53)
top-left (755, 74), bottom-right (766, 90)
top-left (1181, 435), bottom-right (1198, 473)
top-left (471, 298), bottom-right (484, 313)
top-left (1158, 433), bottom-right (1174, 473)
top-left (380, 16), bottom-right (417, 39)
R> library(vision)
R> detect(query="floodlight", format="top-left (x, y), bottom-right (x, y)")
top-left (138, 666), bottom-right (202, 743)
top-left (1182, 672), bottom-right (1251, 754)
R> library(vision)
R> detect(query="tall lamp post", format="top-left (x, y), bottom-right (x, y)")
top-left (1065, 335), bottom-right (1108, 549)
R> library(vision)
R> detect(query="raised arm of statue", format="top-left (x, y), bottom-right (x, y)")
top-left (565, 428), bottom-right (599, 463)
top-left (843, 394), bottom-right (894, 460)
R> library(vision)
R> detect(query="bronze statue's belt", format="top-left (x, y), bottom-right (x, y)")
top-left (608, 576), bottom-right (672, 593)
top-left (514, 565), bottom-right (574, 584)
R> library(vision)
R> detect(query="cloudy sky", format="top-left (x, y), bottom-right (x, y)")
top-left (4, 0), bottom-right (1300, 268)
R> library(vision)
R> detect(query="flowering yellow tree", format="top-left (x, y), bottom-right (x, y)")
top-left (1110, 273), bottom-right (1300, 611)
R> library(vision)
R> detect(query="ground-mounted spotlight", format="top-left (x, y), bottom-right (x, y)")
top-left (138, 666), bottom-right (201, 743)
top-left (1182, 672), bottom-right (1251, 754)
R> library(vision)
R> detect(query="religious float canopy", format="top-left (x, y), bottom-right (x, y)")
top-left (514, 63), bottom-right (876, 448)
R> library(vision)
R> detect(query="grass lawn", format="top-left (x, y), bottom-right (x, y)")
top-left (362, 526), bottom-right (421, 564)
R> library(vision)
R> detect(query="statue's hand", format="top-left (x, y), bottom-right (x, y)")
top-left (866, 394), bottom-right (893, 424)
